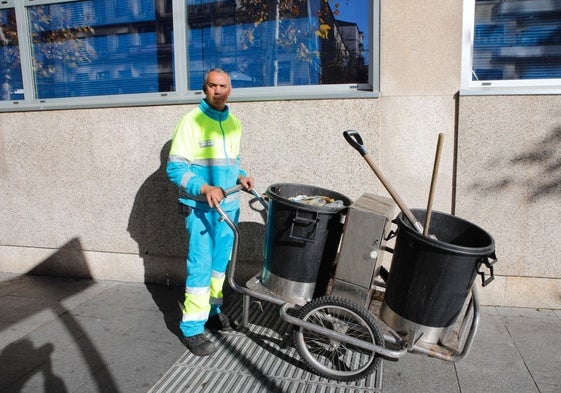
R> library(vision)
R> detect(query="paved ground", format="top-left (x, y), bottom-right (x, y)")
top-left (1, 272), bottom-right (560, 393)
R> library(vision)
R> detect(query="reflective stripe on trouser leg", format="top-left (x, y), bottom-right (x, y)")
top-left (209, 270), bottom-right (225, 317)
top-left (181, 288), bottom-right (210, 322)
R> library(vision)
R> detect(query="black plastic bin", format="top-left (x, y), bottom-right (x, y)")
top-left (382, 209), bottom-right (496, 328)
top-left (261, 183), bottom-right (351, 303)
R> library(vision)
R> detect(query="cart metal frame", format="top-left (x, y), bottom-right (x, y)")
top-left (202, 186), bottom-right (483, 382)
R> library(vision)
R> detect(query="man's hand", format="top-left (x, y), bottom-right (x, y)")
top-left (238, 176), bottom-right (254, 191)
top-left (200, 184), bottom-right (226, 208)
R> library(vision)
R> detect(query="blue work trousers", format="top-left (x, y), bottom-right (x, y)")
top-left (180, 207), bottom-right (239, 337)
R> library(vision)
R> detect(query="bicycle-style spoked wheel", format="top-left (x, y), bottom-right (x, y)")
top-left (292, 296), bottom-right (384, 382)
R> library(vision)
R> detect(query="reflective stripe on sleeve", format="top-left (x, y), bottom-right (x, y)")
top-left (192, 158), bottom-right (238, 167)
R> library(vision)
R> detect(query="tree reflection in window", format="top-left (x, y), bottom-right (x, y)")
top-left (0, 7), bottom-right (23, 101)
top-left (28, 1), bottom-right (174, 99)
top-left (187, 0), bottom-right (368, 88)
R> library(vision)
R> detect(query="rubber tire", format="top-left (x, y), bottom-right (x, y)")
top-left (292, 296), bottom-right (384, 382)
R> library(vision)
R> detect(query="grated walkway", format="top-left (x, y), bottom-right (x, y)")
top-left (148, 297), bottom-right (382, 393)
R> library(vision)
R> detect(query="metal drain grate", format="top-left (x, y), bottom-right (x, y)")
top-left (149, 295), bottom-right (382, 393)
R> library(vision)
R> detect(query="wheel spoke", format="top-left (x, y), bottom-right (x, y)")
top-left (293, 296), bottom-right (384, 382)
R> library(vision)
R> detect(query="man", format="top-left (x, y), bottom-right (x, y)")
top-left (167, 68), bottom-right (254, 356)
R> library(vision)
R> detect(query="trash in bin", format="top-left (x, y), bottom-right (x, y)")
top-left (289, 194), bottom-right (345, 208)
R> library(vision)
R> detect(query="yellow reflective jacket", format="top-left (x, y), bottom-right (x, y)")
top-left (167, 99), bottom-right (246, 210)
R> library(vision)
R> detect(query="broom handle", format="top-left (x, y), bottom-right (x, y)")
top-left (424, 133), bottom-right (445, 236)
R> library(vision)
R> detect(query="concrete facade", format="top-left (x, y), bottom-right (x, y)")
top-left (1, 2), bottom-right (559, 308)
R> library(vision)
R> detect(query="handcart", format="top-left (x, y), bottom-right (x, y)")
top-left (192, 130), bottom-right (497, 383)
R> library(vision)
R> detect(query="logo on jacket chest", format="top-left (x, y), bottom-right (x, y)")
top-left (199, 139), bottom-right (215, 148)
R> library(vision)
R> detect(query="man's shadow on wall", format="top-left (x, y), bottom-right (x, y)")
top-left (128, 141), bottom-right (266, 339)
top-left (128, 140), bottom-right (186, 339)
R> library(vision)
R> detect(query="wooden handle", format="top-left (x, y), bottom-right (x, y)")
top-left (424, 133), bottom-right (445, 236)
top-left (362, 153), bottom-right (423, 234)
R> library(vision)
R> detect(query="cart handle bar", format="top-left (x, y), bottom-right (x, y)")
top-left (184, 184), bottom-right (243, 203)
top-left (192, 186), bottom-right (284, 309)
top-left (185, 185), bottom-right (267, 211)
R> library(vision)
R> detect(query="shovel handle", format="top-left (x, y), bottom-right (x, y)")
top-left (344, 130), bottom-right (424, 234)
top-left (343, 130), bottom-right (368, 156)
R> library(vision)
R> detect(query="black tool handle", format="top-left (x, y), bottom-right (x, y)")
top-left (343, 130), bottom-right (368, 156)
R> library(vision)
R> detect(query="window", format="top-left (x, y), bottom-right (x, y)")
top-left (462, 0), bottom-right (561, 93)
top-left (28, 0), bottom-right (173, 99)
top-left (0, 4), bottom-right (23, 101)
top-left (186, 0), bottom-right (370, 89)
top-left (1, 0), bottom-right (378, 111)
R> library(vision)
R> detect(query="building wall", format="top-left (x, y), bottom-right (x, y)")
top-left (456, 95), bottom-right (561, 309)
top-left (1, 1), bottom-right (559, 308)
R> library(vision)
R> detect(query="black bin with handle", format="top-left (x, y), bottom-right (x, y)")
top-left (261, 183), bottom-right (351, 303)
top-left (380, 208), bottom-right (496, 342)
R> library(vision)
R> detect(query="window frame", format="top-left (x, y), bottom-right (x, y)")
top-left (461, 0), bottom-right (561, 96)
top-left (0, 0), bottom-right (379, 112)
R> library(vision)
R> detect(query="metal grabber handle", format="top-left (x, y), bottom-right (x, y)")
top-left (343, 130), bottom-right (424, 234)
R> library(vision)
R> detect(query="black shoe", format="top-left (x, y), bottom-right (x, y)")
top-left (182, 334), bottom-right (216, 356)
top-left (205, 313), bottom-right (233, 332)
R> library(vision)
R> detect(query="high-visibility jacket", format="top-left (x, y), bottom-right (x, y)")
top-left (167, 99), bottom-right (247, 211)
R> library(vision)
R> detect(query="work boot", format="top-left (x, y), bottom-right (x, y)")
top-left (182, 334), bottom-right (216, 356)
top-left (205, 313), bottom-right (233, 332)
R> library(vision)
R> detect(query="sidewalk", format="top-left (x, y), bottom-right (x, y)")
top-left (1, 272), bottom-right (560, 393)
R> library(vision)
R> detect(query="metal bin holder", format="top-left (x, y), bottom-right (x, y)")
top-left (330, 193), bottom-right (396, 307)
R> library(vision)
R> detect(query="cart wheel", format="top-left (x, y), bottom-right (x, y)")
top-left (292, 296), bottom-right (384, 382)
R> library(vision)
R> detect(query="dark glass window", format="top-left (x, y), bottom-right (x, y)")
top-left (0, 0), bottom-right (377, 110)
top-left (28, 0), bottom-right (174, 99)
top-left (0, 7), bottom-right (23, 101)
top-left (473, 0), bottom-right (561, 82)
top-left (186, 0), bottom-right (369, 89)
